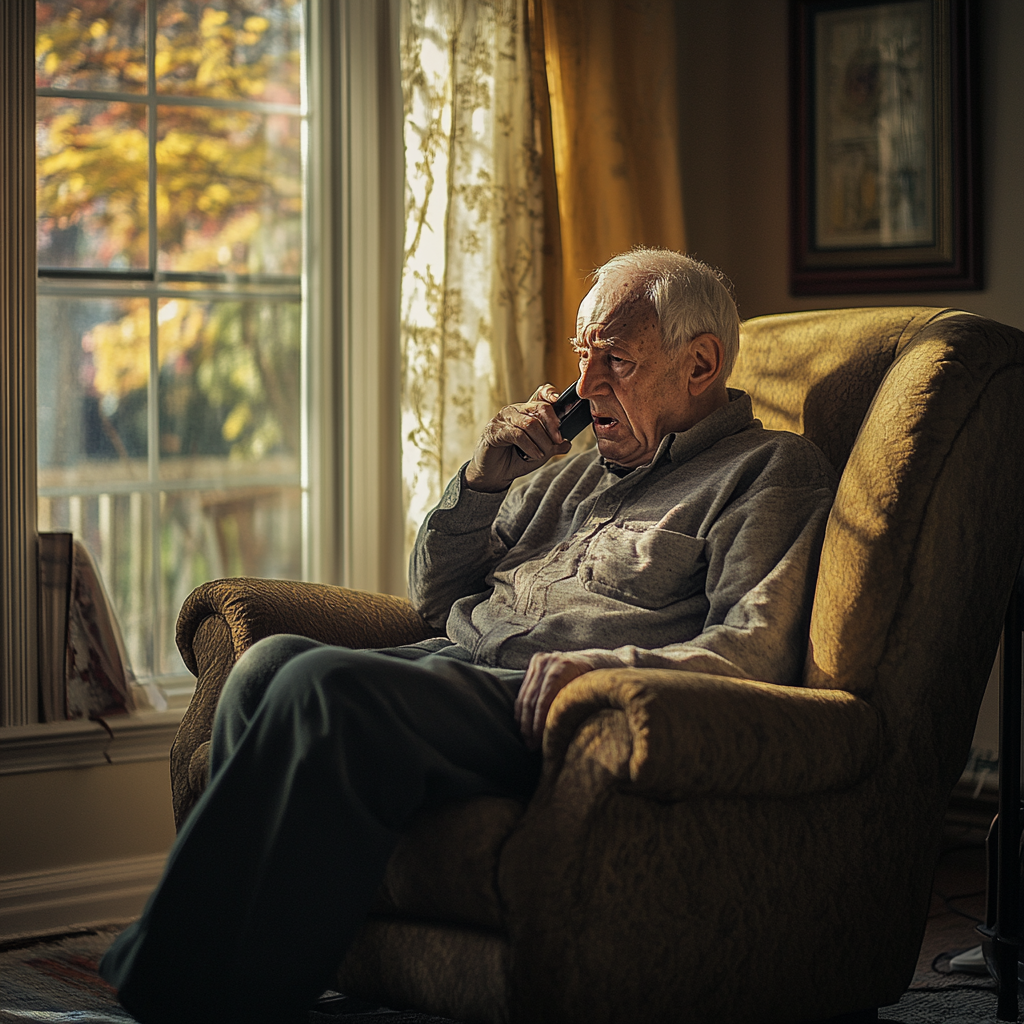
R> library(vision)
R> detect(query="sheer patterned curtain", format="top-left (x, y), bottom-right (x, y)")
top-left (400, 0), bottom-right (545, 555)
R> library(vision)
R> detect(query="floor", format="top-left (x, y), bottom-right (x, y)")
top-left (911, 799), bottom-right (993, 988)
top-left (0, 799), bottom-right (1003, 1024)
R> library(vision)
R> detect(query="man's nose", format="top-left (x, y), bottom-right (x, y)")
top-left (576, 361), bottom-right (607, 399)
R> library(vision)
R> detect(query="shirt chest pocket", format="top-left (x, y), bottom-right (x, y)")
top-left (579, 523), bottom-right (708, 610)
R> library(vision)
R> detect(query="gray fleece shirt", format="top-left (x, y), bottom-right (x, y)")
top-left (409, 390), bottom-right (837, 686)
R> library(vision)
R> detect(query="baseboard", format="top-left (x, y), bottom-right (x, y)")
top-left (0, 852), bottom-right (166, 942)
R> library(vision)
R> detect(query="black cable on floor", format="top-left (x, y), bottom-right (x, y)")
top-left (930, 885), bottom-right (985, 924)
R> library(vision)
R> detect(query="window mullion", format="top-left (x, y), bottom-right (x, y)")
top-left (36, 86), bottom-right (300, 117)
top-left (147, 1), bottom-right (160, 680)
top-left (147, 0), bottom-right (158, 276)
top-left (148, 296), bottom-right (160, 679)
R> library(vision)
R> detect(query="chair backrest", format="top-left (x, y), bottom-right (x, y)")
top-left (735, 307), bottom-right (1024, 790)
top-left (733, 306), bottom-right (932, 473)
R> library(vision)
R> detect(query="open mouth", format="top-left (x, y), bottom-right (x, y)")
top-left (592, 414), bottom-right (618, 430)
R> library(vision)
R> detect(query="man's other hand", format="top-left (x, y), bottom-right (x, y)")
top-left (515, 652), bottom-right (594, 750)
top-left (464, 384), bottom-right (573, 493)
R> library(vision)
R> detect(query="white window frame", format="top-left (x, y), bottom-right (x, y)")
top-left (308, 0), bottom-right (405, 598)
top-left (0, 0), bottom-right (405, 772)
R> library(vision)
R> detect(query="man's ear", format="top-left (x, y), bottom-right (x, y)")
top-left (687, 333), bottom-right (724, 396)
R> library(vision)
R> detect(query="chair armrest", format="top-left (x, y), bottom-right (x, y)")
top-left (543, 668), bottom-right (882, 799)
top-left (171, 577), bottom-right (438, 828)
top-left (175, 576), bottom-right (438, 673)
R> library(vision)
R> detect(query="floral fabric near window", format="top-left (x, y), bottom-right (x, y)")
top-left (400, 0), bottom-right (546, 556)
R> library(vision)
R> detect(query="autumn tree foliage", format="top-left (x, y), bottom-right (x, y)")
top-left (36, 0), bottom-right (303, 464)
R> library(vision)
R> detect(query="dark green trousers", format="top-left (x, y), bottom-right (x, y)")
top-left (100, 635), bottom-right (537, 1024)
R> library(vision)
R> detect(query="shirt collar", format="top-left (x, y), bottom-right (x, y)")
top-left (599, 389), bottom-right (756, 475)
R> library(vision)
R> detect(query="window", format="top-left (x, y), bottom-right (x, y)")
top-left (1, 0), bottom-right (402, 740)
top-left (35, 0), bottom-right (307, 698)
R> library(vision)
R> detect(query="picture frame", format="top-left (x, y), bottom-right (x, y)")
top-left (789, 0), bottom-right (981, 295)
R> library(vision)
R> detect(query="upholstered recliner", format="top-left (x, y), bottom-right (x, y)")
top-left (171, 307), bottom-right (1024, 1024)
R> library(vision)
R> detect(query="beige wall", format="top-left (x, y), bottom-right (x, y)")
top-left (0, 761), bottom-right (175, 877)
top-left (676, 0), bottom-right (1021, 760)
top-left (678, 0), bottom-right (1024, 330)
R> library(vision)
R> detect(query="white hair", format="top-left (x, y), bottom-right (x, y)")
top-left (592, 248), bottom-right (741, 381)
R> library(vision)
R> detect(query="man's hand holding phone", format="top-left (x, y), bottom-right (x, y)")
top-left (464, 381), bottom-right (588, 493)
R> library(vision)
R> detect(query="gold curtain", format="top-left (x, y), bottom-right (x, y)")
top-left (534, 0), bottom-right (687, 388)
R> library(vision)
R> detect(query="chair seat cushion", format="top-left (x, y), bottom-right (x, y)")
top-left (371, 796), bottom-right (525, 932)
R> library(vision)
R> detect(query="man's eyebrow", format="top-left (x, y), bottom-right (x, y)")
top-left (571, 334), bottom-right (619, 352)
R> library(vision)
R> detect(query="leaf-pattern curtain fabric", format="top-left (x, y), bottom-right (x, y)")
top-left (400, 0), bottom-right (545, 555)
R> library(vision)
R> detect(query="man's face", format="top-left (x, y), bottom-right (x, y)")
top-left (573, 270), bottom-right (697, 469)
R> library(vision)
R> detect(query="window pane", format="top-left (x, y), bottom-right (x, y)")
top-left (156, 105), bottom-right (302, 275)
top-left (36, 0), bottom-right (148, 94)
top-left (39, 491), bottom-right (155, 677)
top-left (38, 295), bottom-right (149, 485)
top-left (35, 0), bottom-right (310, 691)
top-left (158, 486), bottom-right (301, 673)
top-left (37, 97), bottom-right (149, 270)
top-left (157, 299), bottom-right (300, 481)
top-left (155, 0), bottom-right (303, 105)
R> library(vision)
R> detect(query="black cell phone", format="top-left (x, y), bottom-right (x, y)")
top-left (552, 378), bottom-right (591, 441)
top-left (514, 379), bottom-right (591, 460)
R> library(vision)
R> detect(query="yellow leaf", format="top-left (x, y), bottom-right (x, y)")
top-left (222, 403), bottom-right (251, 442)
top-left (244, 16), bottom-right (269, 34)
top-left (88, 300), bottom-right (150, 398)
top-left (196, 56), bottom-right (222, 88)
top-left (205, 182), bottom-right (231, 205)
top-left (201, 8), bottom-right (230, 34)
top-left (88, 19), bottom-right (108, 40)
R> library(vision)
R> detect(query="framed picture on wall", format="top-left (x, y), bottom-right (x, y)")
top-left (789, 0), bottom-right (981, 295)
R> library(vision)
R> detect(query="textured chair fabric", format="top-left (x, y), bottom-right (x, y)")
top-left (170, 578), bottom-right (438, 827)
top-left (172, 307), bottom-right (1024, 1024)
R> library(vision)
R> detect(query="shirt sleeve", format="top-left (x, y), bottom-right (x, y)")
top-left (407, 466), bottom-right (505, 629)
top-left (566, 480), bottom-right (835, 686)
top-left (408, 463), bottom-right (560, 629)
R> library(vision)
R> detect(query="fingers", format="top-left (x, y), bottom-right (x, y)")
top-left (516, 654), bottom-right (561, 750)
top-left (515, 653), bottom-right (588, 750)
top-left (531, 383), bottom-right (562, 404)
top-left (519, 384), bottom-right (564, 447)
top-left (465, 385), bottom-right (574, 492)
top-left (493, 397), bottom-right (563, 462)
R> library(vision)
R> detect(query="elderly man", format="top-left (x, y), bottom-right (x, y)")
top-left (100, 249), bottom-right (836, 1024)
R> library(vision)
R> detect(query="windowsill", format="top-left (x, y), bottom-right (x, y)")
top-left (0, 708), bottom-right (186, 775)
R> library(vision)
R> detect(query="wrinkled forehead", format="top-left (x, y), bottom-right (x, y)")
top-left (576, 271), bottom-right (658, 344)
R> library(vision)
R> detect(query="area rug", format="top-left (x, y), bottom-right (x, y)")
top-left (0, 926), bottom-right (136, 1024)
top-left (0, 926), bottom-right (1011, 1023)
top-left (881, 950), bottom-right (1001, 1024)
top-left (0, 927), bottom-right (458, 1023)
top-left (880, 984), bottom-right (1003, 1023)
